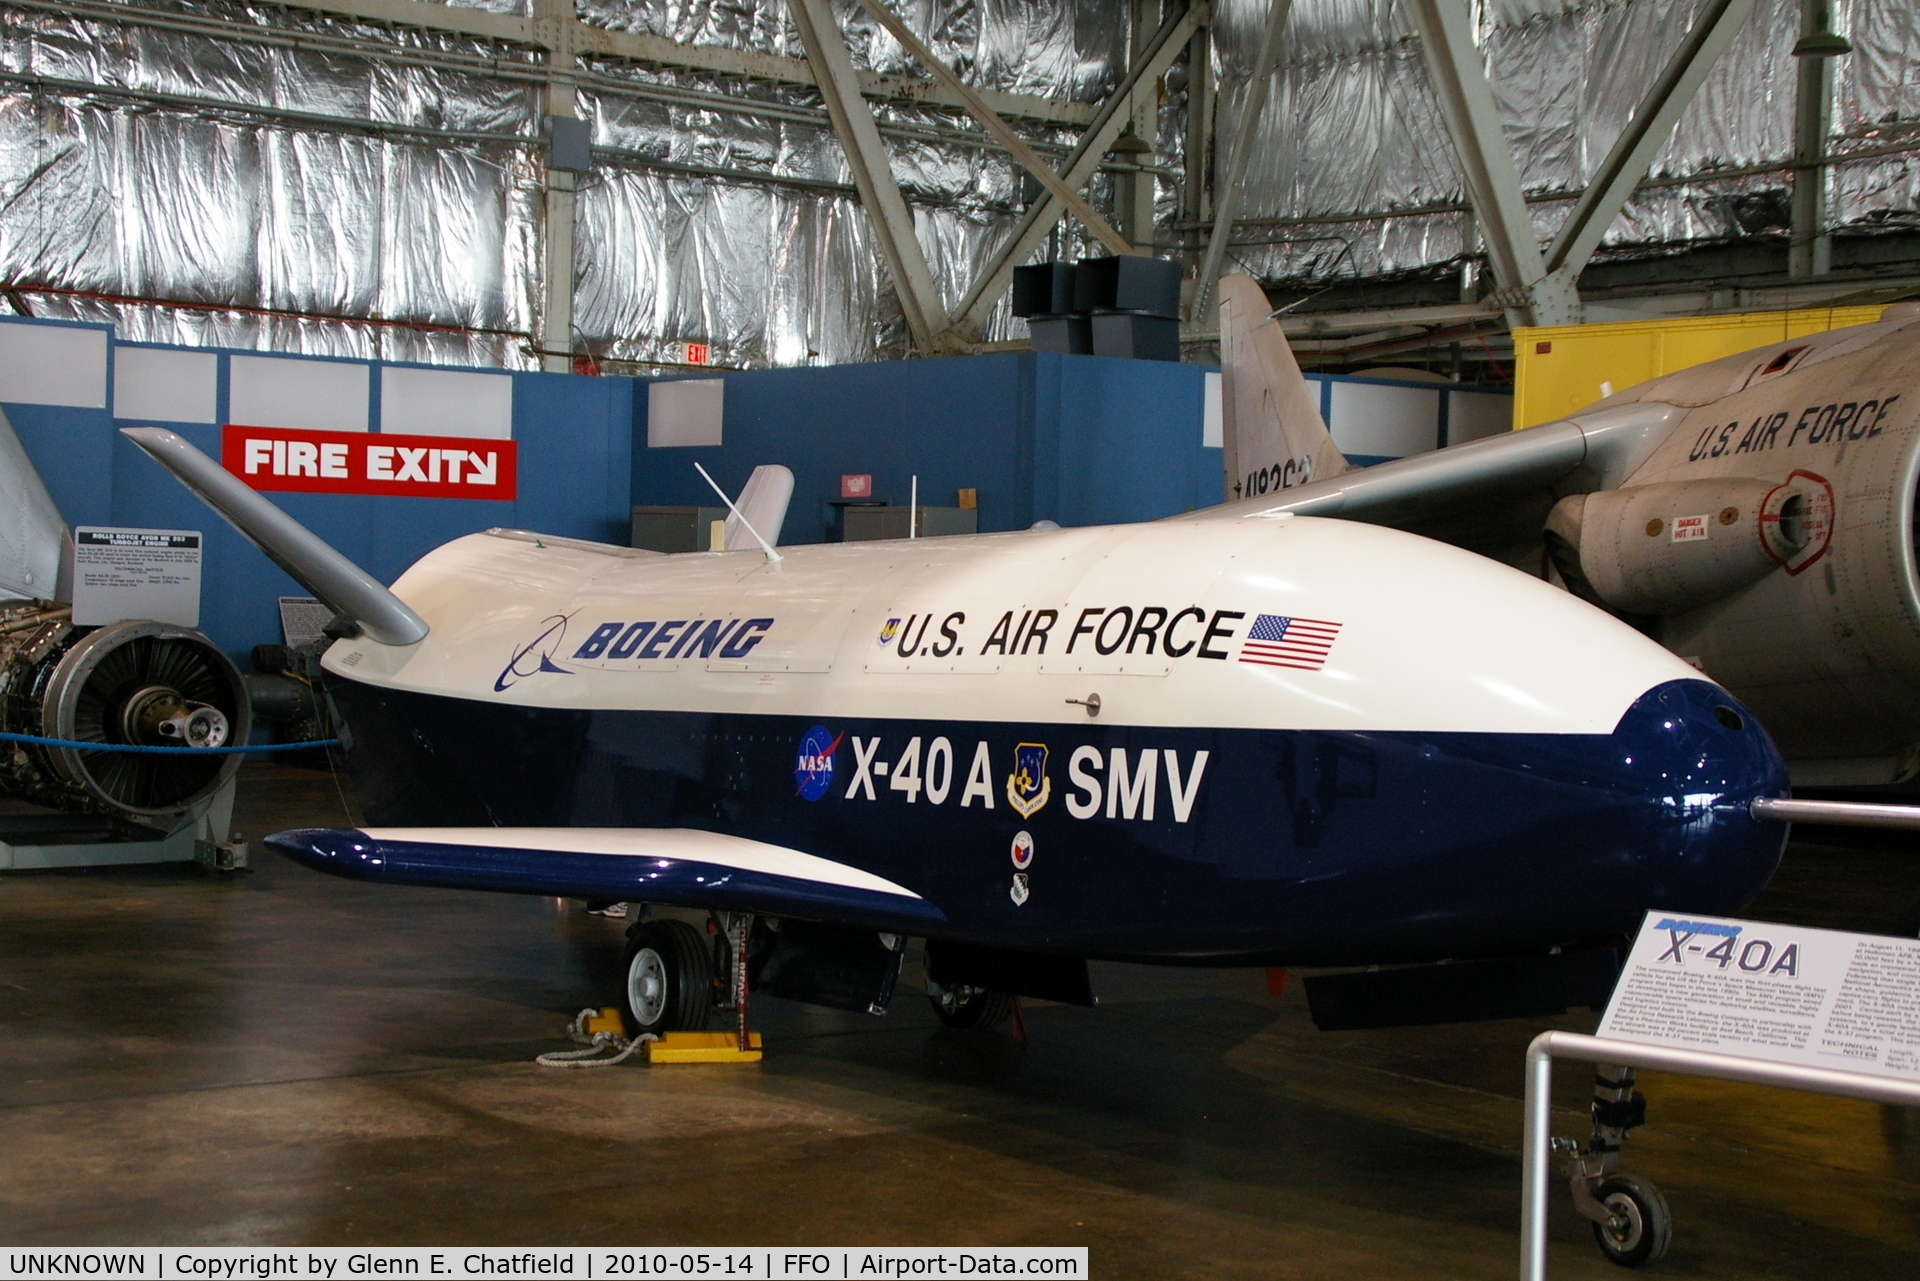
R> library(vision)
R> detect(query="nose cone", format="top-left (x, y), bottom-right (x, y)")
top-left (1613, 679), bottom-right (1789, 913)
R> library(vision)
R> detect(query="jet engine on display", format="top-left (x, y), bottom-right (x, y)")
top-left (0, 410), bottom-right (248, 833)
top-left (1211, 275), bottom-right (1920, 788)
top-left (0, 604), bottom-right (248, 825)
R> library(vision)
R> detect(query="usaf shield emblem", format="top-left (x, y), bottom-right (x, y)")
top-left (1006, 742), bottom-right (1051, 818)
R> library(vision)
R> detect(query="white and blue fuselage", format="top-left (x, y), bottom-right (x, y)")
top-left (277, 514), bottom-right (1789, 967)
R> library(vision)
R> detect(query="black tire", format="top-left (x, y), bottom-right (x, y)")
top-left (622, 920), bottom-right (714, 1036)
top-left (928, 983), bottom-right (1014, 1031)
top-left (1591, 1174), bottom-right (1672, 1268)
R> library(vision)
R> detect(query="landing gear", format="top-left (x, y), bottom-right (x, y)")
top-left (927, 980), bottom-right (1013, 1031)
top-left (1558, 1064), bottom-right (1672, 1268)
top-left (1590, 1174), bottom-right (1672, 1268)
top-left (621, 919), bottom-right (713, 1037)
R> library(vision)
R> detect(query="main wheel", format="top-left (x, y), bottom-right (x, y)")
top-left (928, 983), bottom-right (1014, 1031)
top-left (1591, 1174), bottom-right (1672, 1268)
top-left (622, 920), bottom-right (714, 1037)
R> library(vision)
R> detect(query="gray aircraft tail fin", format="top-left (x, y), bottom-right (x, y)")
top-left (0, 406), bottom-right (68, 600)
top-left (724, 464), bottom-right (794, 552)
top-left (1218, 273), bottom-right (1350, 501)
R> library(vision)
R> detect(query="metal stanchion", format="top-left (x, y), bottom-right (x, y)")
top-left (1519, 1037), bottom-right (1557, 1281)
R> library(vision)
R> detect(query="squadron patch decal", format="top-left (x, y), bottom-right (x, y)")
top-left (1006, 743), bottom-right (1051, 818)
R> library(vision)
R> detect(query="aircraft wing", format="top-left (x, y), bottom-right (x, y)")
top-left (265, 826), bottom-right (948, 931)
top-left (1195, 401), bottom-right (1690, 531)
top-left (122, 426), bottom-right (428, 645)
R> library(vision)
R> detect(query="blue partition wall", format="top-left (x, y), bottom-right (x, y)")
top-left (630, 353), bottom-right (1222, 538)
top-left (4, 318), bottom-right (633, 661)
top-left (7, 327), bottom-right (1220, 658)
top-left (4, 314), bottom-right (1507, 663)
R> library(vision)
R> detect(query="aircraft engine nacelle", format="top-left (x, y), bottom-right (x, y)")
top-left (1548, 478), bottom-right (1807, 615)
top-left (0, 601), bottom-right (249, 824)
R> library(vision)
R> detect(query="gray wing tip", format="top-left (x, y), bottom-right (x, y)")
top-left (116, 424), bottom-right (431, 648)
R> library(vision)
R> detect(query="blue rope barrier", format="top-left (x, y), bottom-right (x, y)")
top-left (0, 730), bottom-right (341, 755)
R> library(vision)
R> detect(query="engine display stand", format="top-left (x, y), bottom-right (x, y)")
top-left (0, 776), bottom-right (243, 872)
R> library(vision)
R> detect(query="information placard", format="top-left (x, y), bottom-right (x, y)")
top-left (278, 595), bottom-right (335, 648)
top-left (1599, 912), bottom-right (1920, 1081)
top-left (69, 526), bottom-right (202, 627)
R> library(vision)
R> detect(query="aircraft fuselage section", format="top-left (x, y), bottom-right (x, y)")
top-left (1603, 319), bottom-right (1920, 774)
top-left (316, 517), bottom-right (1789, 965)
top-left (328, 679), bottom-right (1784, 966)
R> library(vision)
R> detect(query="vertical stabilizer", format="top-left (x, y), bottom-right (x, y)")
top-left (1218, 273), bottom-right (1349, 501)
top-left (723, 464), bottom-right (794, 552)
top-left (0, 406), bottom-right (67, 600)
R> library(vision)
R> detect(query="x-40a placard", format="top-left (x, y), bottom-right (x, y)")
top-left (1599, 912), bottom-right (1920, 1081)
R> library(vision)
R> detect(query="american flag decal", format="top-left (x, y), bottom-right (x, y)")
top-left (1239, 613), bottom-right (1342, 670)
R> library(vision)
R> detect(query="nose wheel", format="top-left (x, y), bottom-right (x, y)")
top-left (1589, 1174), bottom-right (1672, 1268)
top-left (1557, 1065), bottom-right (1672, 1268)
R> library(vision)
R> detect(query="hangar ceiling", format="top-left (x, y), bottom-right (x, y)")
top-left (0, 0), bottom-right (1913, 376)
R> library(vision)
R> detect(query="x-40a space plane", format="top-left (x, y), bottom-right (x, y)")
top-left (126, 392), bottom-right (1797, 1033)
top-left (1215, 274), bottom-right (1920, 789)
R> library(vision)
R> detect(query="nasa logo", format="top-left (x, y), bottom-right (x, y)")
top-left (1010, 872), bottom-right (1030, 906)
top-left (494, 614), bottom-right (573, 692)
top-left (1010, 830), bottom-right (1034, 869)
top-left (877, 618), bottom-right (900, 646)
top-left (794, 725), bottom-right (843, 801)
top-left (1006, 743), bottom-right (1051, 818)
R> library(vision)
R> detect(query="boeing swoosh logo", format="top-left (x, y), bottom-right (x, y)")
top-left (495, 614), bottom-right (574, 692)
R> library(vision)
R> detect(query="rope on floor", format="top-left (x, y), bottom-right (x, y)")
top-left (535, 1007), bottom-right (656, 1068)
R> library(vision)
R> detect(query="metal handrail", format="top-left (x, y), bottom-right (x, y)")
top-left (1750, 796), bottom-right (1920, 830)
top-left (1521, 1030), bottom-right (1920, 1279)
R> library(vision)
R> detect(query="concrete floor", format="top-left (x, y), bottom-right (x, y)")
top-left (3, 762), bottom-right (1919, 1278)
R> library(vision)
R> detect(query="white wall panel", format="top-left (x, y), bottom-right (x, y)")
top-left (647, 378), bottom-right (725, 448)
top-left (1202, 371), bottom-right (1222, 449)
top-left (1446, 389), bottom-right (1513, 444)
top-left (0, 321), bottom-right (107, 408)
top-left (1329, 382), bottom-right (1440, 461)
top-left (113, 346), bottom-right (217, 423)
top-left (380, 366), bottom-right (513, 439)
top-left (230, 355), bottom-right (369, 432)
